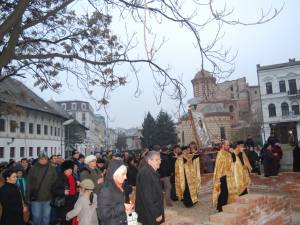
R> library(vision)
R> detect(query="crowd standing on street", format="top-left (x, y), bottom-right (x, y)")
top-left (0, 134), bottom-right (297, 225)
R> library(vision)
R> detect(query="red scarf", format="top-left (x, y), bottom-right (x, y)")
top-left (66, 175), bottom-right (76, 196)
top-left (113, 179), bottom-right (124, 192)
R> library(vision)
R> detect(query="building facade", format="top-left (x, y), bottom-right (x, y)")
top-left (56, 101), bottom-right (104, 154)
top-left (0, 78), bottom-right (66, 162)
top-left (257, 59), bottom-right (300, 144)
top-left (177, 70), bottom-right (262, 146)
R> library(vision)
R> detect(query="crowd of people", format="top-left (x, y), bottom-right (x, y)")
top-left (0, 137), bottom-right (299, 225)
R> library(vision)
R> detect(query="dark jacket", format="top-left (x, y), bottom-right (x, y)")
top-left (293, 145), bottom-right (300, 172)
top-left (126, 164), bottom-right (138, 187)
top-left (51, 174), bottom-right (77, 223)
top-left (158, 152), bottom-right (171, 178)
top-left (135, 163), bottom-right (164, 225)
top-left (0, 183), bottom-right (25, 225)
top-left (98, 159), bottom-right (127, 225)
top-left (80, 166), bottom-right (102, 193)
top-left (26, 162), bottom-right (58, 202)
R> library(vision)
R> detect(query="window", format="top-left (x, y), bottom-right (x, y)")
top-left (37, 124), bottom-right (41, 135)
top-left (220, 127), bottom-right (226, 140)
top-left (181, 131), bottom-right (185, 144)
top-left (37, 147), bottom-right (41, 156)
top-left (54, 127), bottom-right (57, 136)
top-left (268, 104), bottom-right (276, 117)
top-left (61, 103), bottom-right (66, 110)
top-left (29, 123), bottom-right (34, 134)
top-left (58, 128), bottom-right (60, 137)
top-left (281, 103), bottom-right (289, 116)
top-left (51, 147), bottom-right (53, 155)
top-left (292, 102), bottom-right (300, 115)
top-left (81, 103), bottom-right (86, 110)
top-left (20, 147), bottom-right (25, 157)
top-left (82, 112), bottom-right (86, 121)
top-left (230, 85), bottom-right (233, 91)
top-left (29, 147), bottom-right (33, 157)
top-left (44, 147), bottom-right (48, 155)
top-left (0, 119), bottom-right (5, 132)
top-left (266, 82), bottom-right (273, 94)
top-left (71, 103), bottom-right (77, 110)
top-left (20, 122), bottom-right (25, 133)
top-left (44, 125), bottom-right (48, 135)
top-left (0, 147), bottom-right (4, 158)
top-left (279, 80), bottom-right (286, 93)
top-left (10, 120), bottom-right (17, 133)
top-left (50, 126), bottom-right (53, 136)
top-left (288, 79), bottom-right (297, 94)
top-left (230, 93), bottom-right (234, 99)
top-left (229, 105), bottom-right (234, 112)
top-left (10, 147), bottom-right (15, 158)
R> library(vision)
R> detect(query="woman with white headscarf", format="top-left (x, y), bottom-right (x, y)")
top-left (98, 159), bottom-right (133, 225)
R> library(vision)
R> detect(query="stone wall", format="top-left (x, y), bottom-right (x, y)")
top-left (209, 193), bottom-right (292, 225)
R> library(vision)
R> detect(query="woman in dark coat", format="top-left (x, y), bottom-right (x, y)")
top-left (293, 141), bottom-right (300, 172)
top-left (51, 160), bottom-right (77, 225)
top-left (98, 159), bottom-right (132, 225)
top-left (0, 169), bottom-right (25, 225)
top-left (261, 143), bottom-right (277, 177)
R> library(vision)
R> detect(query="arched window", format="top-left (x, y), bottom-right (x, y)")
top-left (268, 104), bottom-right (276, 117)
top-left (281, 102), bottom-right (289, 116)
top-left (229, 105), bottom-right (234, 112)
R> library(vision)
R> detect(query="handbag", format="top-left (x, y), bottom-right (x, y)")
top-left (50, 196), bottom-right (66, 208)
top-left (127, 212), bottom-right (138, 225)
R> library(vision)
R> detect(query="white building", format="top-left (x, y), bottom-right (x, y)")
top-left (56, 101), bottom-right (104, 154)
top-left (0, 78), bottom-right (67, 162)
top-left (257, 59), bottom-right (300, 144)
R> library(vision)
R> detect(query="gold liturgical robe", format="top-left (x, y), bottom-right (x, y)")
top-left (234, 148), bottom-right (252, 195)
top-left (175, 154), bottom-right (200, 204)
top-left (212, 149), bottom-right (237, 207)
top-left (193, 156), bottom-right (201, 193)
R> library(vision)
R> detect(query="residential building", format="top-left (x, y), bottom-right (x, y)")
top-left (124, 128), bottom-right (142, 151)
top-left (56, 100), bottom-right (104, 154)
top-left (0, 78), bottom-right (67, 161)
top-left (257, 59), bottom-right (300, 144)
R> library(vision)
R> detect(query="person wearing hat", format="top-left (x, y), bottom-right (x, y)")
top-left (80, 155), bottom-right (103, 192)
top-left (51, 160), bottom-right (77, 225)
top-left (66, 179), bottom-right (98, 225)
top-left (26, 151), bottom-right (58, 225)
top-left (98, 159), bottom-right (132, 225)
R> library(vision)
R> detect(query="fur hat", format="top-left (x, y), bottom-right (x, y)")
top-left (61, 160), bottom-right (74, 172)
top-left (84, 155), bottom-right (97, 164)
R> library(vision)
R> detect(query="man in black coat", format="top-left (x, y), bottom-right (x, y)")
top-left (135, 151), bottom-right (164, 225)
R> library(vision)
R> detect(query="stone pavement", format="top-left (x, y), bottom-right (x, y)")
top-left (162, 172), bottom-right (300, 225)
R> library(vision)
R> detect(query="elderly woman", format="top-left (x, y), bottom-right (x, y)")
top-left (98, 159), bottom-right (133, 225)
top-left (0, 168), bottom-right (26, 225)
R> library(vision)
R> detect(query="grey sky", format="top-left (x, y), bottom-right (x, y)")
top-left (22, 0), bottom-right (300, 129)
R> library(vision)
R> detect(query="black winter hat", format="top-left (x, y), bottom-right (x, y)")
top-left (61, 160), bottom-right (74, 172)
top-left (72, 150), bottom-right (79, 156)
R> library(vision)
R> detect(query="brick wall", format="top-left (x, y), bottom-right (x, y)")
top-left (209, 193), bottom-right (292, 225)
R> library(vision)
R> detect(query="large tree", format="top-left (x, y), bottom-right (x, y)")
top-left (155, 110), bottom-right (177, 146)
top-left (0, 0), bottom-right (281, 111)
top-left (141, 112), bottom-right (156, 148)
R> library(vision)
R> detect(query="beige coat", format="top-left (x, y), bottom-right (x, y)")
top-left (66, 193), bottom-right (98, 225)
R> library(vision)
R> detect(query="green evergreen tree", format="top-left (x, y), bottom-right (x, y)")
top-left (141, 112), bottom-right (156, 148)
top-left (155, 110), bottom-right (177, 146)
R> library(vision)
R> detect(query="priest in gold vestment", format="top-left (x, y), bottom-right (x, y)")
top-left (175, 146), bottom-right (201, 207)
top-left (234, 141), bottom-right (252, 196)
top-left (212, 140), bottom-right (238, 212)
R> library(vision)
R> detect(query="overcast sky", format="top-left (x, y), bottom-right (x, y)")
top-left (22, 0), bottom-right (300, 129)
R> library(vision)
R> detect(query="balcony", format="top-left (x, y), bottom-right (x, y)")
top-left (287, 89), bottom-right (300, 97)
